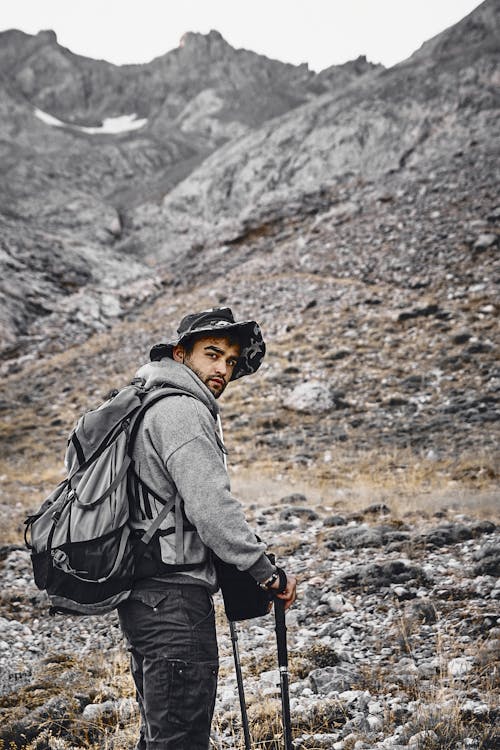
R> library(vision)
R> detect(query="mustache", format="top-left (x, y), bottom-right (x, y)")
top-left (208, 376), bottom-right (226, 387)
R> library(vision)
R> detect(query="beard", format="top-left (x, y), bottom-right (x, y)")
top-left (184, 358), bottom-right (227, 398)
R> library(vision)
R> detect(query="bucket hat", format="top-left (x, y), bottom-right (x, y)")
top-left (149, 307), bottom-right (266, 381)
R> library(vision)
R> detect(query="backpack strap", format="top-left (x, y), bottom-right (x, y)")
top-left (127, 386), bottom-right (209, 568)
top-left (74, 455), bottom-right (133, 510)
top-left (127, 386), bottom-right (198, 457)
top-left (175, 493), bottom-right (185, 564)
top-left (140, 497), bottom-right (176, 546)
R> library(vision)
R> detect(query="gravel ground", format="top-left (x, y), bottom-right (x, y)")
top-left (1, 496), bottom-right (498, 749)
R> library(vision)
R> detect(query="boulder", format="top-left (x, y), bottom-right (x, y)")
top-left (309, 665), bottom-right (360, 694)
top-left (284, 381), bottom-right (334, 414)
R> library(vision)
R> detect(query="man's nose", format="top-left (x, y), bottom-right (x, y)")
top-left (215, 360), bottom-right (228, 376)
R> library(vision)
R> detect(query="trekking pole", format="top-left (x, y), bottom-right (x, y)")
top-left (274, 597), bottom-right (293, 750)
top-left (229, 620), bottom-right (252, 750)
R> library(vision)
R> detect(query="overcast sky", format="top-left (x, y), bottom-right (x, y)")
top-left (1, 0), bottom-right (483, 72)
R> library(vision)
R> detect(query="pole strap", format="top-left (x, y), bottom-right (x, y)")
top-left (275, 567), bottom-right (288, 594)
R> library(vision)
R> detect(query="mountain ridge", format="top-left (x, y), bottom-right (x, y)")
top-left (0, 22), bottom-right (384, 362)
top-left (148, 0), bottom-right (499, 259)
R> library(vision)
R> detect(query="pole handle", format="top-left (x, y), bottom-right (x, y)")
top-left (274, 596), bottom-right (288, 667)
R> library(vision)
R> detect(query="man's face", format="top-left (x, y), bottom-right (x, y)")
top-left (174, 335), bottom-right (241, 398)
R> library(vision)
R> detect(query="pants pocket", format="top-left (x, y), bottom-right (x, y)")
top-left (183, 587), bottom-right (215, 629)
top-left (144, 657), bottom-right (218, 749)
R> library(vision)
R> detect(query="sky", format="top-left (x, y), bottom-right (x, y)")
top-left (0, 0), bottom-right (484, 72)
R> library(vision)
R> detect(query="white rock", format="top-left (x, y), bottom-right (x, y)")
top-left (447, 657), bottom-right (473, 677)
top-left (393, 585), bottom-right (409, 598)
top-left (82, 700), bottom-right (117, 721)
top-left (324, 594), bottom-right (355, 614)
top-left (473, 233), bottom-right (497, 251)
top-left (367, 714), bottom-right (383, 731)
top-left (368, 700), bottom-right (384, 714)
top-left (259, 669), bottom-right (280, 688)
top-left (461, 699), bottom-right (489, 716)
top-left (283, 381), bottom-right (334, 414)
top-left (409, 729), bottom-right (439, 746)
top-left (100, 293), bottom-right (122, 318)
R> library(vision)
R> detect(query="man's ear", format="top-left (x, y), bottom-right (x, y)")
top-left (172, 344), bottom-right (185, 363)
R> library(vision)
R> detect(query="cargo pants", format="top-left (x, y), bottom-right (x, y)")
top-left (118, 583), bottom-right (219, 750)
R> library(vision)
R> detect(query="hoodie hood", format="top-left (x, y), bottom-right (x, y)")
top-left (135, 358), bottom-right (219, 419)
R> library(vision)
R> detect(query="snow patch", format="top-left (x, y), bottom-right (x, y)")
top-left (34, 109), bottom-right (147, 134)
top-left (35, 109), bottom-right (62, 128)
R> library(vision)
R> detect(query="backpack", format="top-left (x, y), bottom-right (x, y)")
top-left (24, 381), bottom-right (197, 616)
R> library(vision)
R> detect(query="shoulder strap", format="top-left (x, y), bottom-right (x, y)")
top-left (127, 387), bottom-right (197, 457)
top-left (127, 386), bottom-right (206, 560)
top-left (140, 497), bottom-right (176, 546)
top-left (128, 387), bottom-right (196, 557)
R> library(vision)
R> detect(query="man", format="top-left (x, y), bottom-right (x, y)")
top-left (118, 307), bottom-right (297, 750)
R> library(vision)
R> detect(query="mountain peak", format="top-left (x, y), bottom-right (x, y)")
top-left (179, 29), bottom-right (227, 50)
top-left (36, 29), bottom-right (58, 45)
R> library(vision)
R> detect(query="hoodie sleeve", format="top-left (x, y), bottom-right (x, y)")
top-left (163, 403), bottom-right (275, 582)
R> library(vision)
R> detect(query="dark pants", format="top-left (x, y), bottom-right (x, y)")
top-left (118, 584), bottom-right (219, 750)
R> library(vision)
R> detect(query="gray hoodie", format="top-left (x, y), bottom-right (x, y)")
top-left (130, 357), bottom-right (275, 592)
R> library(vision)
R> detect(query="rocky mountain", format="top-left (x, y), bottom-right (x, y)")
top-left (0, 26), bottom-right (380, 362)
top-left (0, 0), bottom-right (498, 476)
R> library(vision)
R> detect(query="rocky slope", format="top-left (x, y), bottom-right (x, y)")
top-left (1, 1), bottom-right (498, 379)
top-left (142, 0), bottom-right (500, 258)
top-left (0, 0), bottom-right (497, 498)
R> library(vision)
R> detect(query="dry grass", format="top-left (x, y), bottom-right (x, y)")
top-left (230, 454), bottom-right (499, 523)
top-left (213, 696), bottom-right (347, 750)
top-left (0, 451), bottom-right (497, 547)
top-left (0, 650), bottom-right (138, 750)
top-left (388, 695), bottom-right (499, 750)
top-left (350, 597), bottom-right (500, 750)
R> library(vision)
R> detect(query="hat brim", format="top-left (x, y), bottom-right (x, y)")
top-left (149, 320), bottom-right (265, 381)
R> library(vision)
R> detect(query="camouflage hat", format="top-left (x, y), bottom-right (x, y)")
top-left (149, 307), bottom-right (266, 381)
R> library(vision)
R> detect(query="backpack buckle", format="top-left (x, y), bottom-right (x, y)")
top-left (52, 549), bottom-right (68, 566)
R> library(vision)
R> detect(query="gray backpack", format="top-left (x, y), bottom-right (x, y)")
top-left (25, 382), bottom-right (198, 615)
